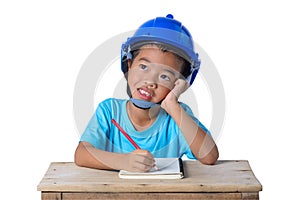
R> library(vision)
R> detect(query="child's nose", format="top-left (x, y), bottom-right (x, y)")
top-left (145, 81), bottom-right (157, 89)
top-left (143, 72), bottom-right (158, 88)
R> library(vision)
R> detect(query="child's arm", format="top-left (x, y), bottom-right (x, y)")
top-left (161, 79), bottom-right (219, 165)
top-left (74, 141), bottom-right (155, 172)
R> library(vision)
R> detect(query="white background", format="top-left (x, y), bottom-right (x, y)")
top-left (1, 0), bottom-right (299, 199)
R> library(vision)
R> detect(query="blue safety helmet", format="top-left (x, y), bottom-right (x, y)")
top-left (121, 14), bottom-right (201, 85)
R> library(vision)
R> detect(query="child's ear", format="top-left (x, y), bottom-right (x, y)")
top-left (127, 59), bottom-right (132, 69)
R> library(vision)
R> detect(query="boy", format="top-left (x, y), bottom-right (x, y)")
top-left (75, 14), bottom-right (219, 172)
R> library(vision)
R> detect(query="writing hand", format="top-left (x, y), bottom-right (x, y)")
top-left (124, 149), bottom-right (155, 172)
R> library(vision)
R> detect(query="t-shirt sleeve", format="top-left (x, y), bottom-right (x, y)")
top-left (79, 100), bottom-right (112, 150)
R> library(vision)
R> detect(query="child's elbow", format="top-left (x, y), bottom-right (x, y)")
top-left (74, 143), bottom-right (85, 167)
top-left (200, 157), bottom-right (218, 165)
top-left (199, 150), bottom-right (219, 165)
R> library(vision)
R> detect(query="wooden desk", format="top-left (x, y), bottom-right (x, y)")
top-left (37, 160), bottom-right (262, 199)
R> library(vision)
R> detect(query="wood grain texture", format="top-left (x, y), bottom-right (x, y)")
top-left (62, 192), bottom-right (244, 199)
top-left (37, 160), bottom-right (262, 193)
top-left (41, 192), bottom-right (61, 200)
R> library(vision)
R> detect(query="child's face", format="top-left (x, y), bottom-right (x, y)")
top-left (127, 45), bottom-right (184, 103)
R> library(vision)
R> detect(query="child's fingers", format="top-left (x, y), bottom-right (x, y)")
top-left (132, 149), bottom-right (150, 155)
top-left (172, 79), bottom-right (189, 97)
top-left (132, 149), bottom-right (155, 163)
top-left (131, 161), bottom-right (154, 172)
top-left (131, 149), bottom-right (155, 171)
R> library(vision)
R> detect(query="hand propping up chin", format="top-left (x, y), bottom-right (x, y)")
top-left (161, 79), bottom-right (189, 114)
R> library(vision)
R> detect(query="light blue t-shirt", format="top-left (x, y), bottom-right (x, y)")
top-left (80, 98), bottom-right (210, 159)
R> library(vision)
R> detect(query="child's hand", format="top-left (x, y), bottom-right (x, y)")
top-left (161, 79), bottom-right (189, 113)
top-left (124, 149), bottom-right (155, 172)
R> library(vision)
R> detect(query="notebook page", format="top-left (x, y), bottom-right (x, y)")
top-left (120, 158), bottom-right (180, 175)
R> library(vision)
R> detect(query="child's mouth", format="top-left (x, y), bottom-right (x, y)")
top-left (138, 88), bottom-right (152, 100)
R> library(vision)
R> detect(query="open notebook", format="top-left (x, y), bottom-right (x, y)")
top-left (119, 158), bottom-right (184, 179)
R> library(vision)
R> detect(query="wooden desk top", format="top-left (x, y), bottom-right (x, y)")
top-left (37, 160), bottom-right (262, 193)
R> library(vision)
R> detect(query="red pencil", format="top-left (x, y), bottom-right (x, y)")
top-left (111, 118), bottom-right (159, 171)
top-left (111, 119), bottom-right (141, 149)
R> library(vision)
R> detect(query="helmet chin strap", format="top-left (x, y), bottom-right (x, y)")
top-left (129, 98), bottom-right (161, 109)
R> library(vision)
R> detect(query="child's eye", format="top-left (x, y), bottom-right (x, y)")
top-left (139, 64), bottom-right (148, 70)
top-left (160, 74), bottom-right (170, 81)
